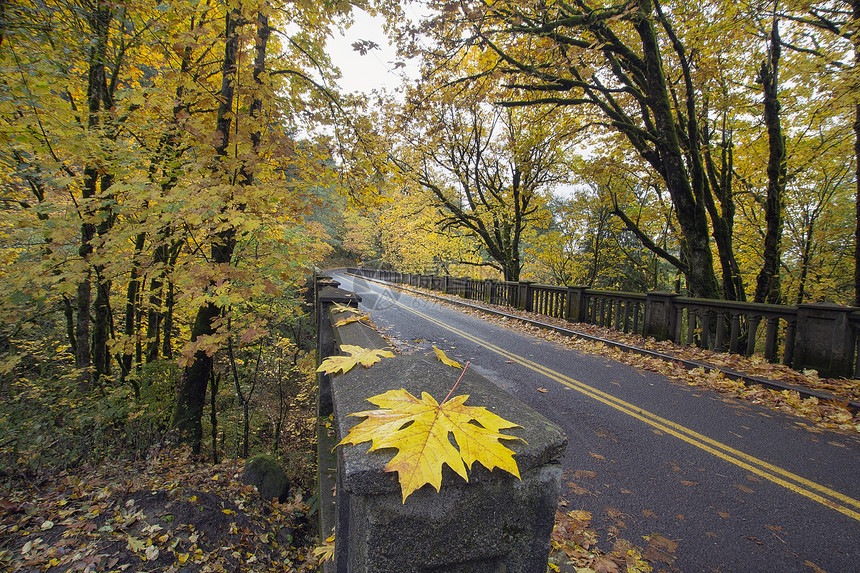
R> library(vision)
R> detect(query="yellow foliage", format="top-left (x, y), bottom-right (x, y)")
top-left (338, 388), bottom-right (523, 502)
top-left (316, 345), bottom-right (395, 375)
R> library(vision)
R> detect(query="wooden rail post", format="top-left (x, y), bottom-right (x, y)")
top-left (517, 281), bottom-right (533, 311)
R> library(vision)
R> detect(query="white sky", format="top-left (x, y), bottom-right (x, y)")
top-left (327, 10), bottom-right (415, 96)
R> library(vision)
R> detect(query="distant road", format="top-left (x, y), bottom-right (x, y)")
top-left (332, 271), bottom-right (860, 573)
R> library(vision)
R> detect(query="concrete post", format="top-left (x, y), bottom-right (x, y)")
top-left (328, 326), bottom-right (567, 573)
top-left (565, 286), bottom-right (587, 323)
top-left (644, 292), bottom-right (679, 341)
top-left (793, 303), bottom-right (856, 378)
top-left (518, 281), bottom-right (534, 311)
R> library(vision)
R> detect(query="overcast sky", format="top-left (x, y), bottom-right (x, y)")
top-left (327, 9), bottom-right (418, 96)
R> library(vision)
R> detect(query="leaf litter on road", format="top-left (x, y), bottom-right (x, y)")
top-left (397, 285), bottom-right (860, 435)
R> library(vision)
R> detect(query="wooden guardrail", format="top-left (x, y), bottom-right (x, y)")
top-left (348, 268), bottom-right (860, 380)
top-left (314, 275), bottom-right (567, 572)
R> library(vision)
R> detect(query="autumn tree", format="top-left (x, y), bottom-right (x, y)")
top-left (410, 0), bottom-right (794, 298)
top-left (782, 153), bottom-right (854, 303)
top-left (776, 0), bottom-right (860, 302)
top-left (0, 0), bottom-right (363, 457)
top-left (391, 88), bottom-right (573, 281)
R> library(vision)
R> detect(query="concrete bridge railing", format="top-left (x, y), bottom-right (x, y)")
top-left (314, 275), bottom-right (567, 572)
top-left (348, 267), bottom-right (860, 380)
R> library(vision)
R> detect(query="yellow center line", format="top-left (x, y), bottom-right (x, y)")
top-left (388, 297), bottom-right (860, 523)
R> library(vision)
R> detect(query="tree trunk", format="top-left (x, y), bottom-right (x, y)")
top-left (797, 223), bottom-right (814, 304)
top-left (162, 278), bottom-right (175, 359)
top-left (92, 175), bottom-right (114, 383)
top-left (76, 4), bottom-right (114, 391)
top-left (210, 371), bottom-right (220, 463)
top-left (75, 268), bottom-right (92, 393)
top-left (122, 231), bottom-right (147, 391)
top-left (172, 6), bottom-right (240, 451)
top-left (172, 5), bottom-right (270, 452)
top-left (754, 21), bottom-right (787, 304)
top-left (635, 0), bottom-right (720, 299)
top-left (145, 243), bottom-right (167, 363)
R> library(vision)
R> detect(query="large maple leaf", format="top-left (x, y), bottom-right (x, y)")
top-left (338, 388), bottom-right (523, 502)
top-left (316, 345), bottom-right (395, 375)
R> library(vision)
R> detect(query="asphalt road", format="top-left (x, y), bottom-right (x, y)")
top-left (329, 272), bottom-right (860, 573)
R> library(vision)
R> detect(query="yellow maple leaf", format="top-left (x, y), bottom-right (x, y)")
top-left (316, 345), bottom-right (395, 375)
top-left (125, 535), bottom-right (145, 553)
top-left (313, 533), bottom-right (335, 563)
top-left (432, 345), bottom-right (462, 369)
top-left (331, 303), bottom-right (359, 314)
top-left (338, 388), bottom-right (523, 502)
top-left (334, 314), bottom-right (369, 327)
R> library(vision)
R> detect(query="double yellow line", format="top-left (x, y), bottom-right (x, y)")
top-left (390, 298), bottom-right (860, 523)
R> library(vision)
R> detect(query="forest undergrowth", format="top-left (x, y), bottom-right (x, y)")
top-left (0, 324), bottom-right (323, 572)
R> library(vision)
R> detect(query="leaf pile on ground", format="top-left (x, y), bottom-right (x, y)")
top-left (547, 498), bottom-right (679, 573)
top-left (0, 447), bottom-right (319, 573)
top-left (399, 285), bottom-right (860, 435)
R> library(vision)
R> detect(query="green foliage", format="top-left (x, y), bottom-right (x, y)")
top-left (0, 365), bottom-right (174, 478)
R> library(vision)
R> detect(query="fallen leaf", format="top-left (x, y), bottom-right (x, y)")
top-left (126, 536), bottom-right (145, 552)
top-left (313, 533), bottom-right (335, 564)
top-left (145, 545), bottom-right (159, 561)
top-left (605, 507), bottom-right (623, 519)
top-left (643, 534), bottom-right (677, 563)
top-left (334, 314), bottom-right (367, 327)
top-left (592, 555), bottom-right (621, 573)
top-left (804, 560), bottom-right (828, 573)
top-left (432, 346), bottom-right (462, 369)
top-left (568, 483), bottom-right (590, 495)
top-left (537, 388), bottom-right (548, 393)
top-left (317, 345), bottom-right (395, 375)
top-left (338, 388), bottom-right (523, 502)
top-left (568, 509), bottom-right (592, 522)
top-left (589, 452), bottom-right (606, 461)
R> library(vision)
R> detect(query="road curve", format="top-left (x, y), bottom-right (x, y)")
top-left (330, 272), bottom-right (860, 572)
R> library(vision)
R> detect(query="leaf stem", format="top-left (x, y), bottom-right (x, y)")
top-left (441, 362), bottom-right (470, 406)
